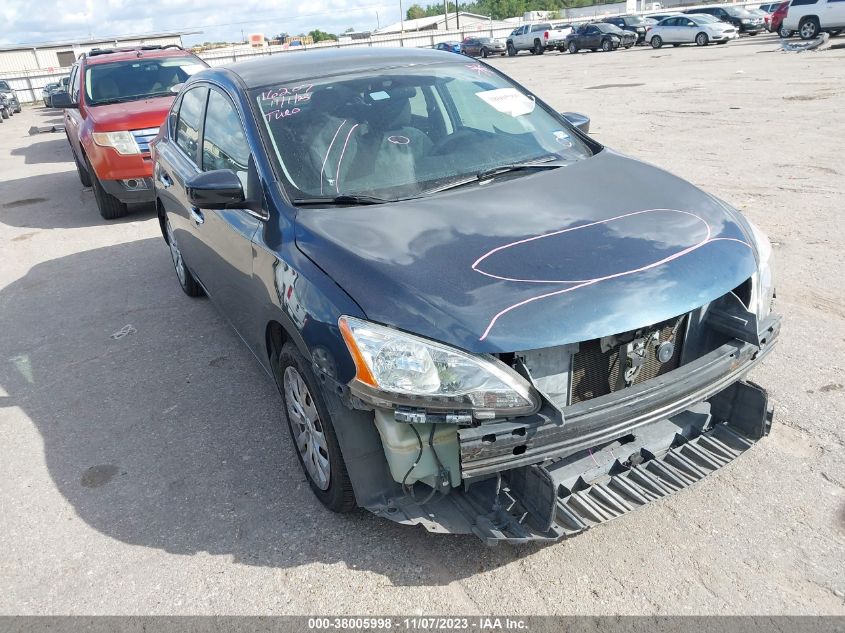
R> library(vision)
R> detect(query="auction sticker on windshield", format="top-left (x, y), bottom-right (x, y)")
top-left (476, 88), bottom-right (536, 117)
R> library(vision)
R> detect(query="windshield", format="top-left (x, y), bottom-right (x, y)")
top-left (624, 16), bottom-right (645, 25)
top-left (725, 7), bottom-right (752, 16)
top-left (85, 56), bottom-right (205, 106)
top-left (596, 23), bottom-right (621, 33)
top-left (253, 62), bottom-right (593, 201)
top-left (0, 81), bottom-right (10, 91)
top-left (691, 14), bottom-right (720, 23)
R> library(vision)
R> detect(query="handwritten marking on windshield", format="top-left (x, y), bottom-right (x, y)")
top-left (335, 123), bottom-right (359, 194)
top-left (387, 136), bottom-right (411, 145)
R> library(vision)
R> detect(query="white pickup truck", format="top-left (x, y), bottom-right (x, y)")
top-left (506, 22), bottom-right (573, 55)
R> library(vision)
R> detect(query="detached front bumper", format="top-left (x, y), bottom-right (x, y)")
top-left (369, 313), bottom-right (781, 544)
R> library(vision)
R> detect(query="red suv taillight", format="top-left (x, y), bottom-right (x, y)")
top-left (544, 31), bottom-right (549, 40)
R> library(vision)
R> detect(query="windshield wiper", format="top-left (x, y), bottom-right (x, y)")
top-left (475, 162), bottom-right (561, 181)
top-left (91, 96), bottom-right (146, 106)
top-left (293, 194), bottom-right (397, 206)
top-left (422, 157), bottom-right (564, 195)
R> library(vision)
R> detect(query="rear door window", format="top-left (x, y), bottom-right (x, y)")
top-left (175, 86), bottom-right (207, 163)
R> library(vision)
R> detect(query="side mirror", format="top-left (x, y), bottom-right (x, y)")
top-left (186, 170), bottom-right (246, 210)
top-left (562, 111), bottom-right (591, 134)
top-left (50, 91), bottom-right (76, 109)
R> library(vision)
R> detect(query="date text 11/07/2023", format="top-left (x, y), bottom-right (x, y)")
top-left (307, 617), bottom-right (529, 630)
top-left (260, 84), bottom-right (313, 121)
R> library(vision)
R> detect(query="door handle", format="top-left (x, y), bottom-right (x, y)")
top-left (189, 207), bottom-right (204, 225)
top-left (159, 171), bottom-right (173, 189)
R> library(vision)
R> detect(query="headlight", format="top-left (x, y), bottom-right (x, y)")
top-left (92, 131), bottom-right (140, 155)
top-left (742, 18), bottom-right (752, 23)
top-left (339, 316), bottom-right (539, 419)
top-left (746, 220), bottom-right (775, 321)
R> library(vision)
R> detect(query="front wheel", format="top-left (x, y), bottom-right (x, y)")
top-left (0, 108), bottom-right (8, 120)
top-left (481, 47), bottom-right (489, 58)
top-left (696, 32), bottom-right (709, 46)
top-left (277, 343), bottom-right (355, 513)
top-left (164, 214), bottom-right (203, 297)
top-left (829, 29), bottom-right (841, 36)
top-left (569, 41), bottom-right (579, 53)
top-left (779, 25), bottom-right (793, 38)
top-left (651, 35), bottom-right (663, 48)
top-left (799, 17), bottom-right (820, 39)
top-left (624, 43), bottom-right (633, 49)
top-left (507, 42), bottom-right (516, 56)
top-left (601, 39), bottom-right (613, 52)
top-left (87, 158), bottom-right (128, 220)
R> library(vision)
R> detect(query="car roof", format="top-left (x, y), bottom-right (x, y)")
top-left (222, 48), bottom-right (462, 88)
top-left (83, 46), bottom-right (195, 66)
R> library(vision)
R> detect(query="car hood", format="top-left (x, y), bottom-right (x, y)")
top-left (86, 96), bottom-right (174, 131)
top-left (294, 149), bottom-right (758, 353)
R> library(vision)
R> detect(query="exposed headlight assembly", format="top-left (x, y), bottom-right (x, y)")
top-left (339, 316), bottom-right (539, 420)
top-left (92, 131), bottom-right (140, 155)
top-left (746, 219), bottom-right (775, 321)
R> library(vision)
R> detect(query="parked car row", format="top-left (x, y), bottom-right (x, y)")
top-left (0, 80), bottom-right (21, 122)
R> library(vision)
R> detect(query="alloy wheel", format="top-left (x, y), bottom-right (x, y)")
top-left (284, 366), bottom-right (331, 490)
top-left (800, 19), bottom-right (819, 39)
top-left (166, 218), bottom-right (187, 287)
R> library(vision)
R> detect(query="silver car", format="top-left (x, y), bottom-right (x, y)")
top-left (648, 14), bottom-right (739, 47)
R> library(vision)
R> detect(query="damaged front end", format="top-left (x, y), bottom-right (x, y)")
top-left (338, 282), bottom-right (780, 545)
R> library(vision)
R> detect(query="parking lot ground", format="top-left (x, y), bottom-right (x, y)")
top-left (1, 34), bottom-right (844, 615)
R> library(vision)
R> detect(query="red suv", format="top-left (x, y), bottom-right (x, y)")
top-left (56, 45), bottom-right (207, 219)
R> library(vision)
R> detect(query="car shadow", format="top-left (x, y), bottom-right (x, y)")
top-left (0, 239), bottom-right (527, 584)
top-left (10, 137), bottom-right (73, 164)
top-left (0, 173), bottom-right (156, 229)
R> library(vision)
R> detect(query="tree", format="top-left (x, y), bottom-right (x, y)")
top-left (308, 29), bottom-right (337, 42)
top-left (406, 4), bottom-right (426, 19)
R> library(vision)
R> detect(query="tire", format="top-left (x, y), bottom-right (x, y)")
top-left (86, 158), bottom-right (128, 220)
top-left (533, 39), bottom-right (544, 54)
top-left (672, 43), bottom-right (681, 47)
top-left (717, 40), bottom-right (728, 44)
top-left (569, 41), bottom-right (579, 53)
top-left (14, 105), bottom-right (21, 113)
top-left (507, 42), bottom-right (516, 56)
top-left (72, 149), bottom-right (92, 188)
top-left (651, 36), bottom-right (663, 48)
top-left (481, 47), bottom-right (489, 58)
top-left (829, 29), bottom-right (841, 36)
top-left (277, 343), bottom-right (355, 513)
top-left (748, 31), bottom-right (758, 36)
top-left (624, 43), bottom-right (633, 49)
top-left (779, 25), bottom-right (793, 38)
top-left (164, 212), bottom-right (203, 297)
top-left (696, 32), bottom-right (709, 46)
top-left (799, 17), bottom-right (820, 39)
top-left (0, 108), bottom-right (8, 120)
top-left (601, 39), bottom-right (612, 52)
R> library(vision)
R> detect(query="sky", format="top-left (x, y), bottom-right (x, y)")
top-left (0, 0), bottom-right (408, 47)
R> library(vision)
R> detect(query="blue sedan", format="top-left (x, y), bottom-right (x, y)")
top-left (151, 48), bottom-right (780, 544)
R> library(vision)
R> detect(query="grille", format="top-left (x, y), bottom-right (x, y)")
top-left (570, 316), bottom-right (686, 404)
top-left (131, 127), bottom-right (159, 154)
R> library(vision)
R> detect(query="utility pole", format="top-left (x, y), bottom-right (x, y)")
top-left (455, 0), bottom-right (460, 29)
top-left (400, 0), bottom-right (404, 34)
top-left (444, 0), bottom-right (449, 28)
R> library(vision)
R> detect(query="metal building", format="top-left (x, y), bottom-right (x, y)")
top-left (0, 32), bottom-right (193, 102)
